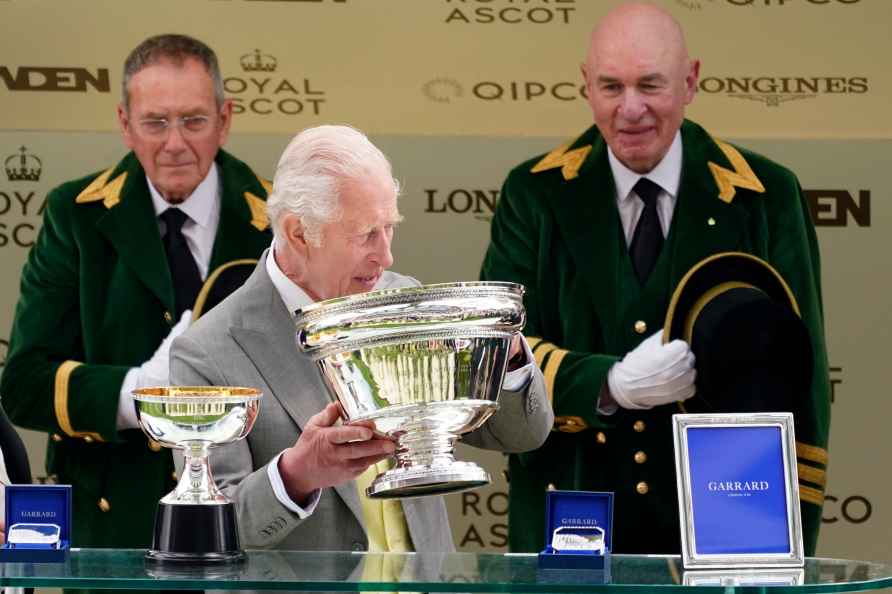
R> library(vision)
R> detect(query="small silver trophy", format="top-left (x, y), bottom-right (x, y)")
top-left (294, 281), bottom-right (525, 499)
top-left (133, 386), bottom-right (262, 563)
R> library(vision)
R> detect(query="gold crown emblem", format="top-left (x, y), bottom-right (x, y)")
top-left (240, 49), bottom-right (277, 73)
top-left (5, 146), bottom-right (42, 182)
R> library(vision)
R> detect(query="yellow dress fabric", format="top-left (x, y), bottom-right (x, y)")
top-left (357, 460), bottom-right (416, 594)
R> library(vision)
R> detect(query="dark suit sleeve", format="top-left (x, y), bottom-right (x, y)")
top-left (480, 168), bottom-right (618, 432)
top-left (0, 186), bottom-right (128, 442)
top-left (762, 172), bottom-right (831, 555)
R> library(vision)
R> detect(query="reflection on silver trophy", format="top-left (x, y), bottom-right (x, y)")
top-left (133, 386), bottom-right (262, 563)
top-left (294, 281), bottom-right (525, 499)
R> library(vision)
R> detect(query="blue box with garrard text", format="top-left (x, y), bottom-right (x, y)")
top-left (538, 490), bottom-right (612, 572)
top-left (686, 425), bottom-right (791, 555)
top-left (0, 484), bottom-right (71, 563)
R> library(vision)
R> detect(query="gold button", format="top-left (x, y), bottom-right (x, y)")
top-left (163, 310), bottom-right (173, 324)
top-left (51, 433), bottom-right (63, 442)
top-left (547, 483), bottom-right (556, 491)
top-left (634, 451), bottom-right (647, 464)
top-left (596, 432), bottom-right (607, 444)
top-left (98, 497), bottom-right (111, 512)
top-left (707, 217), bottom-right (716, 226)
top-left (148, 439), bottom-right (162, 452)
top-left (171, 472), bottom-right (178, 481)
top-left (83, 435), bottom-right (94, 443)
top-left (636, 481), bottom-right (649, 495)
top-left (634, 320), bottom-right (647, 334)
top-left (633, 420), bottom-right (646, 433)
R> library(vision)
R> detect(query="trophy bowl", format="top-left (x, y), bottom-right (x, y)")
top-left (294, 281), bottom-right (525, 499)
top-left (133, 386), bottom-right (262, 563)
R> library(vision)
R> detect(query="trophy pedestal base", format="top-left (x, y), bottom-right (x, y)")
top-left (366, 461), bottom-right (490, 499)
top-left (148, 502), bottom-right (244, 564)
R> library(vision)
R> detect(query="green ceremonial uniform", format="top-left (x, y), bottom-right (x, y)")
top-left (480, 119), bottom-right (830, 555)
top-left (0, 149), bottom-right (272, 549)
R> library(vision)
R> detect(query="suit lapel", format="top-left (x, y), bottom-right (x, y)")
top-left (93, 156), bottom-right (174, 312)
top-left (665, 121), bottom-right (751, 287)
top-left (209, 151), bottom-right (272, 270)
top-left (548, 132), bottom-right (624, 341)
top-left (229, 259), bottom-right (365, 526)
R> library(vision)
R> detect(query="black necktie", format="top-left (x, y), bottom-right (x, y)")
top-left (161, 208), bottom-right (202, 317)
top-left (629, 177), bottom-right (664, 285)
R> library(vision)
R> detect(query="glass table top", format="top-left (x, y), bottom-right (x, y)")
top-left (0, 550), bottom-right (890, 592)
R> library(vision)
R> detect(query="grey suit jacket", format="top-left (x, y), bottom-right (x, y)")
top-left (169, 253), bottom-right (552, 552)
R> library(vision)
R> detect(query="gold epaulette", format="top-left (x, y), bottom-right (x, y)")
top-left (243, 174), bottom-right (272, 231)
top-left (530, 139), bottom-right (592, 181)
top-left (708, 138), bottom-right (766, 203)
top-left (796, 441), bottom-right (828, 506)
top-left (75, 167), bottom-right (128, 209)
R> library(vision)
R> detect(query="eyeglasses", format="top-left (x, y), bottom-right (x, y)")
top-left (136, 115), bottom-right (212, 138)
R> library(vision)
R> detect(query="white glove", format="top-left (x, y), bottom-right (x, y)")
top-left (117, 310), bottom-right (192, 429)
top-left (607, 330), bottom-right (696, 410)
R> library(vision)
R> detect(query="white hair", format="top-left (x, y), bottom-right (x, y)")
top-left (266, 125), bottom-right (400, 246)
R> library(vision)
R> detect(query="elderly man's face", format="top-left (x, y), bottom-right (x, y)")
top-left (582, 28), bottom-right (698, 174)
top-left (302, 174), bottom-right (400, 302)
top-left (117, 57), bottom-right (232, 203)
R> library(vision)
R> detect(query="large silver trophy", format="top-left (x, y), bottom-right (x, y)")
top-left (133, 386), bottom-right (262, 563)
top-left (294, 281), bottom-right (525, 499)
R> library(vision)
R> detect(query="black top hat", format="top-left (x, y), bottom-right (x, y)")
top-left (192, 259), bottom-right (258, 321)
top-left (663, 252), bottom-right (813, 414)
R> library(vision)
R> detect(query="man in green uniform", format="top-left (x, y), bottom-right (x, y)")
top-left (480, 2), bottom-right (830, 555)
top-left (0, 34), bottom-right (272, 552)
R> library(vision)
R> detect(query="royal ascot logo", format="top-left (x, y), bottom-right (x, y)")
top-left (0, 65), bottom-right (110, 93)
top-left (676, 0), bottom-right (860, 10)
top-left (1, 146), bottom-right (45, 249)
top-left (5, 146), bottom-right (41, 182)
top-left (424, 189), bottom-right (499, 223)
top-left (707, 480), bottom-right (770, 497)
top-left (698, 76), bottom-right (868, 107)
top-left (225, 49), bottom-right (327, 116)
top-left (423, 78), bottom-right (587, 104)
top-left (443, 0), bottom-right (577, 25)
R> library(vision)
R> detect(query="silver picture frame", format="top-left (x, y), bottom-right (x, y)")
top-left (673, 412), bottom-right (805, 569)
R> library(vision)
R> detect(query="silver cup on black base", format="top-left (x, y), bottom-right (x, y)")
top-left (294, 281), bottom-right (525, 499)
top-left (133, 386), bottom-right (262, 563)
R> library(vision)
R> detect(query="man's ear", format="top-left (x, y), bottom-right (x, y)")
top-left (281, 214), bottom-right (310, 256)
top-left (117, 104), bottom-right (135, 150)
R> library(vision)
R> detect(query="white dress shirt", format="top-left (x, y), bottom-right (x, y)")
top-left (148, 163), bottom-right (222, 281)
top-left (263, 242), bottom-right (534, 516)
top-left (608, 131), bottom-right (683, 245)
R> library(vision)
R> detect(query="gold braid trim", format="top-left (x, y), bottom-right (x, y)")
top-left (797, 463), bottom-right (826, 488)
top-left (554, 415), bottom-right (589, 433)
top-left (192, 258), bottom-right (258, 321)
top-left (796, 442), bottom-right (829, 466)
top-left (243, 191), bottom-right (270, 231)
top-left (533, 342), bottom-right (558, 368)
top-left (799, 485), bottom-right (825, 506)
top-left (707, 138), bottom-right (766, 203)
top-left (530, 142), bottom-right (592, 181)
top-left (525, 336), bottom-right (543, 351)
top-left (543, 348), bottom-right (569, 408)
top-left (54, 361), bottom-right (104, 441)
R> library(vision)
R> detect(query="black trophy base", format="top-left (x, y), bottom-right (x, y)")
top-left (147, 502), bottom-right (244, 564)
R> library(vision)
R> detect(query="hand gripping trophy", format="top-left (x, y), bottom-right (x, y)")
top-left (294, 281), bottom-right (524, 499)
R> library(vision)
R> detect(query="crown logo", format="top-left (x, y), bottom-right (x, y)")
top-left (5, 146), bottom-right (42, 182)
top-left (240, 49), bottom-right (277, 73)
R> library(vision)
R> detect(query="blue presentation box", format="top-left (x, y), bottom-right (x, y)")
top-left (538, 490), bottom-right (612, 571)
top-left (0, 484), bottom-right (72, 563)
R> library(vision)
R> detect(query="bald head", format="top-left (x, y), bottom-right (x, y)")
top-left (588, 3), bottom-right (689, 71)
top-left (580, 2), bottom-right (699, 173)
